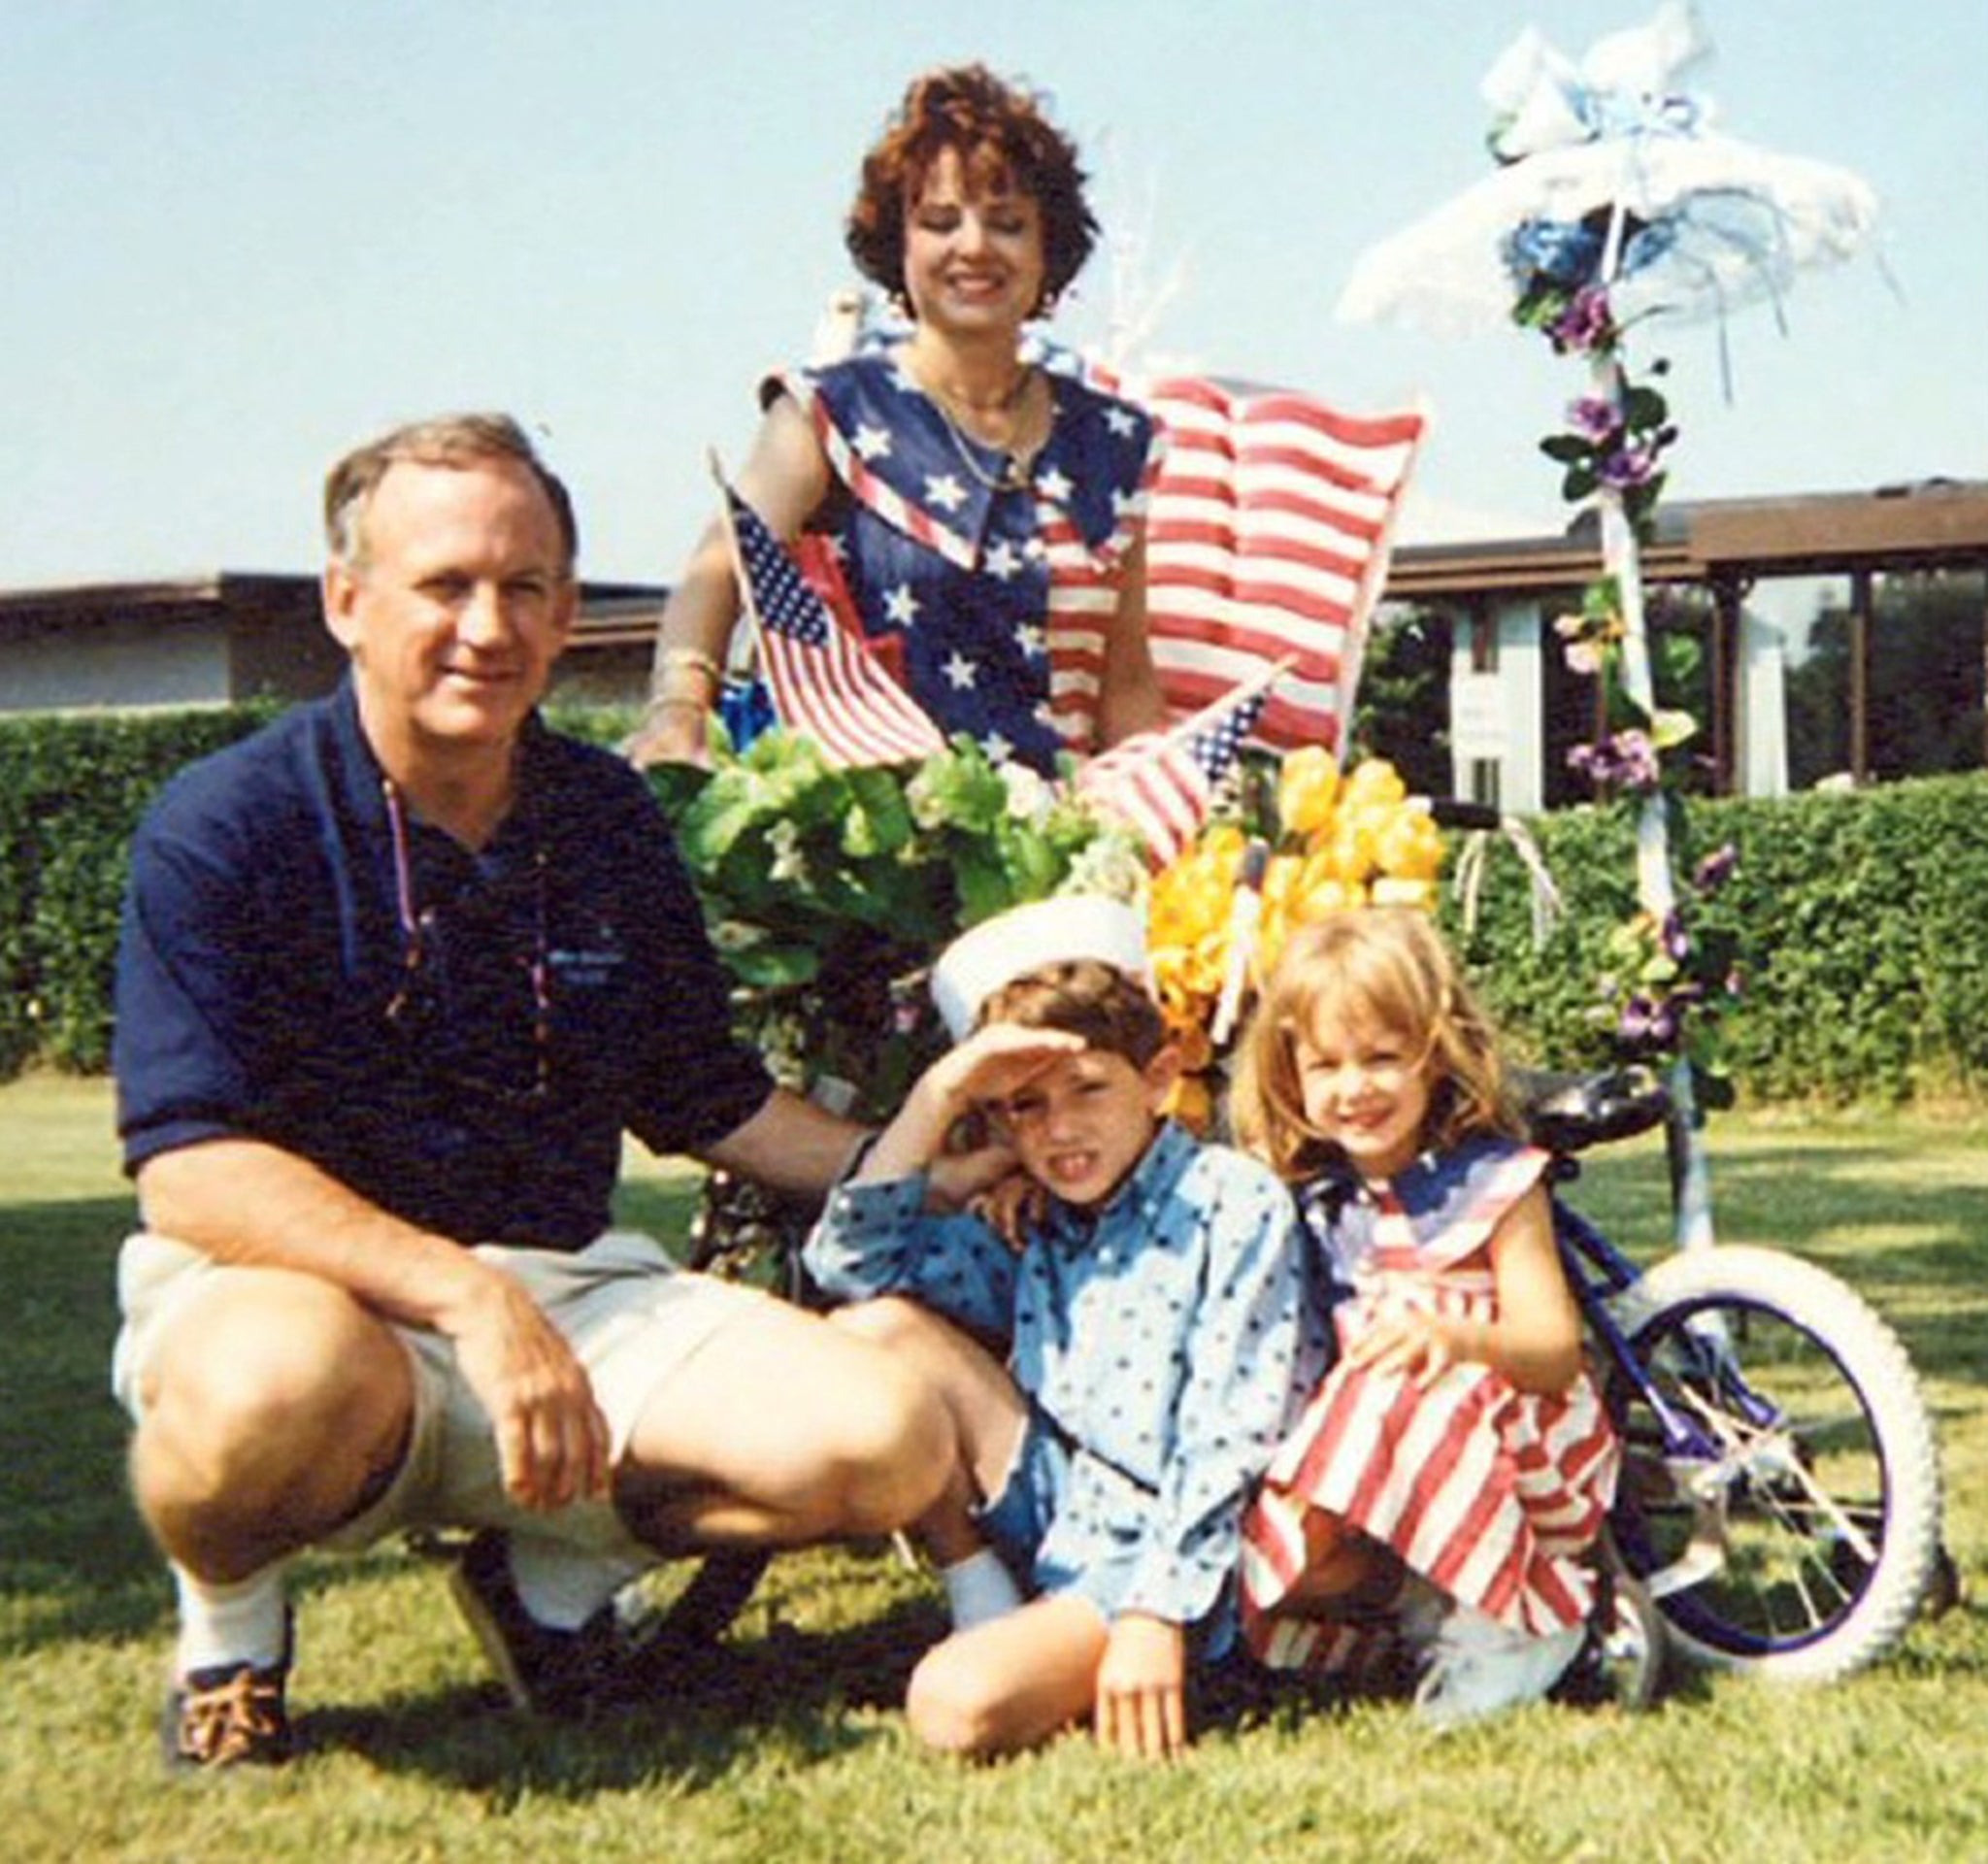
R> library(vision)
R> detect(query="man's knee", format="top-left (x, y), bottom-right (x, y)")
top-left (827, 1294), bottom-right (934, 1351)
top-left (133, 1278), bottom-right (410, 1523)
top-left (816, 1350), bottom-right (952, 1536)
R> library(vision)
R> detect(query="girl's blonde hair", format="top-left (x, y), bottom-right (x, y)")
top-left (1230, 909), bottom-right (1522, 1181)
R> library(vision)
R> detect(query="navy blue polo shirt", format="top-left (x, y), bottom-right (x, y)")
top-left (115, 681), bottom-right (773, 1250)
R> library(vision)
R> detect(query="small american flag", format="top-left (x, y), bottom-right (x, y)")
top-left (1077, 673), bottom-right (1277, 867)
top-left (1135, 377), bottom-right (1426, 757)
top-left (720, 481), bottom-right (946, 769)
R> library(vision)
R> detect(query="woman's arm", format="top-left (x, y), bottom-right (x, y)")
top-left (1093, 527), bottom-right (1169, 748)
top-left (627, 394), bottom-right (832, 768)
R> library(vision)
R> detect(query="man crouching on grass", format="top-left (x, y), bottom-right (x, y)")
top-left (111, 412), bottom-right (965, 1771)
top-left (803, 896), bottom-right (1328, 1759)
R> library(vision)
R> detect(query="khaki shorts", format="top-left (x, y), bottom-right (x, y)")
top-left (112, 1229), bottom-right (773, 1561)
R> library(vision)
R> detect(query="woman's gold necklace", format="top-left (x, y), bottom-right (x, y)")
top-left (920, 367), bottom-right (1050, 494)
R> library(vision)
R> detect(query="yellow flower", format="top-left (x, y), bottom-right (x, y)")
top-left (1261, 849), bottom-right (1304, 913)
top-left (1151, 963), bottom-right (1202, 1025)
top-left (1325, 814), bottom-right (1380, 884)
top-left (1161, 1071), bottom-right (1214, 1136)
top-left (1276, 746), bottom-right (1342, 838)
top-left (1341, 756), bottom-right (1408, 810)
top-left (1375, 806), bottom-right (1445, 882)
top-left (1307, 877), bottom-right (1372, 920)
top-left (1179, 931), bottom-right (1229, 997)
top-left (1150, 858), bottom-right (1231, 949)
top-left (1370, 876), bottom-right (1438, 910)
top-left (1199, 821), bottom-right (1247, 871)
top-left (1168, 1016), bottom-right (1214, 1074)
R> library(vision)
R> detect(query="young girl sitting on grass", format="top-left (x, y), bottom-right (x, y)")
top-left (1230, 908), bottom-right (1620, 1728)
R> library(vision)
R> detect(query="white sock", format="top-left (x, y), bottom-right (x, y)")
top-left (941, 1548), bottom-right (1023, 1631)
top-left (172, 1560), bottom-right (289, 1677)
top-left (506, 1536), bottom-right (652, 1632)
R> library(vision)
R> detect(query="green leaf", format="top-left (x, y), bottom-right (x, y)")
top-left (844, 767), bottom-right (915, 854)
top-left (724, 942), bottom-right (822, 989)
top-left (952, 844), bottom-right (1014, 925)
top-left (1623, 384), bottom-right (1669, 431)
top-left (1581, 575), bottom-right (1623, 619)
top-left (643, 761), bottom-right (712, 821)
top-left (1541, 434), bottom-right (1594, 465)
top-left (1650, 708), bottom-right (1700, 750)
top-left (996, 816), bottom-right (1060, 903)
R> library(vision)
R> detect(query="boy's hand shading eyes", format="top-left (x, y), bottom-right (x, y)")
top-left (925, 1024), bottom-right (1086, 1112)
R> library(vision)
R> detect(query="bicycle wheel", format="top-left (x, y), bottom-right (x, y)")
top-left (1603, 1244), bottom-right (1943, 1682)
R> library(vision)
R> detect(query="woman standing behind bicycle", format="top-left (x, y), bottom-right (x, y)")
top-left (626, 63), bottom-right (1167, 775)
top-left (1229, 909), bottom-right (1621, 1727)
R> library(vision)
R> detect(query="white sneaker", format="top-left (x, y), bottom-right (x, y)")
top-left (1412, 1610), bottom-right (1586, 1731)
top-left (1391, 1570), bottom-right (1451, 1652)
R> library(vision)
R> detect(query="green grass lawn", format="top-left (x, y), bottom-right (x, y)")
top-left (2, 1077), bottom-right (1983, 1863)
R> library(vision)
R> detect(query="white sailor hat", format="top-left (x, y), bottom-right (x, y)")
top-left (930, 895), bottom-right (1150, 1042)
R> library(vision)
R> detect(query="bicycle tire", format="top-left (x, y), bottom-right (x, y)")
top-left (1603, 1244), bottom-right (1943, 1682)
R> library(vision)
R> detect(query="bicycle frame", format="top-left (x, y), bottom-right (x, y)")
top-left (1554, 1175), bottom-right (1775, 1460)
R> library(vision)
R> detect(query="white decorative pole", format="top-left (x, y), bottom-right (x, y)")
top-left (1592, 349), bottom-right (1716, 1249)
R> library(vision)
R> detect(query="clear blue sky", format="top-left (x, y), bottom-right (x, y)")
top-left (4, 0), bottom-right (1982, 589)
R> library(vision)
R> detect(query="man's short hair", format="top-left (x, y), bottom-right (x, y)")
top-left (322, 413), bottom-right (580, 572)
top-left (978, 959), bottom-right (1169, 1069)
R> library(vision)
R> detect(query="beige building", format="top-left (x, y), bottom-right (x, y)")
top-left (7, 480), bottom-right (1984, 801)
top-left (0, 575), bottom-right (668, 716)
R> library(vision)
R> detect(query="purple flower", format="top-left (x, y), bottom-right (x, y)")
top-left (1619, 732), bottom-right (1661, 787)
top-left (1617, 992), bottom-right (1679, 1050)
top-left (1693, 843), bottom-right (1739, 894)
top-left (1660, 910), bottom-right (1691, 963)
top-left (1567, 395), bottom-right (1620, 443)
top-left (1547, 285), bottom-right (1614, 354)
top-left (1568, 728), bottom-right (1661, 794)
top-left (1597, 443), bottom-right (1658, 488)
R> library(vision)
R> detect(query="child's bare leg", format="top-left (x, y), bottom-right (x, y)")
top-left (907, 1593), bottom-right (1109, 1758)
top-left (830, 1296), bottom-right (1026, 1621)
top-left (1283, 1510), bottom-right (1402, 1615)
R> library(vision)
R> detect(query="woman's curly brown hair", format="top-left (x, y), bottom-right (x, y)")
top-left (845, 64), bottom-right (1098, 316)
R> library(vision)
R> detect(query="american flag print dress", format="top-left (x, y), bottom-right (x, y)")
top-left (1239, 1134), bottom-right (1620, 1674)
top-left (765, 353), bottom-right (1159, 774)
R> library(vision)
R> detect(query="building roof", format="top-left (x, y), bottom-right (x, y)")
top-left (1385, 479), bottom-right (1988, 600)
top-left (0, 573), bottom-right (669, 637)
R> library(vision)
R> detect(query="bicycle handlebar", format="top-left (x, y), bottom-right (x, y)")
top-left (1427, 798), bottom-right (1504, 832)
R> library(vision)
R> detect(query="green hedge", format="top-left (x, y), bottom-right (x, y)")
top-left (1442, 773), bottom-right (1988, 1102)
top-left (0, 707), bottom-right (280, 1075)
top-left (1, 704), bottom-right (1982, 1104)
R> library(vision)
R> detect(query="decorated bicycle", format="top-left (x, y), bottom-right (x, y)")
top-left (644, 3), bottom-right (1947, 1692)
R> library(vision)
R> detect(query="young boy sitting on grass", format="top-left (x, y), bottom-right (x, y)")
top-left (803, 896), bottom-right (1326, 1761)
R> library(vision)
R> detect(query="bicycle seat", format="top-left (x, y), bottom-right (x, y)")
top-left (1514, 1066), bottom-right (1671, 1154)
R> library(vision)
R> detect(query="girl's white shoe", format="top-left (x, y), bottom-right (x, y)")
top-left (1411, 1607), bottom-right (1585, 1730)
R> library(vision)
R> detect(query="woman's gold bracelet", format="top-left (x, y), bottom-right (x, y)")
top-left (657, 646), bottom-right (723, 689)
